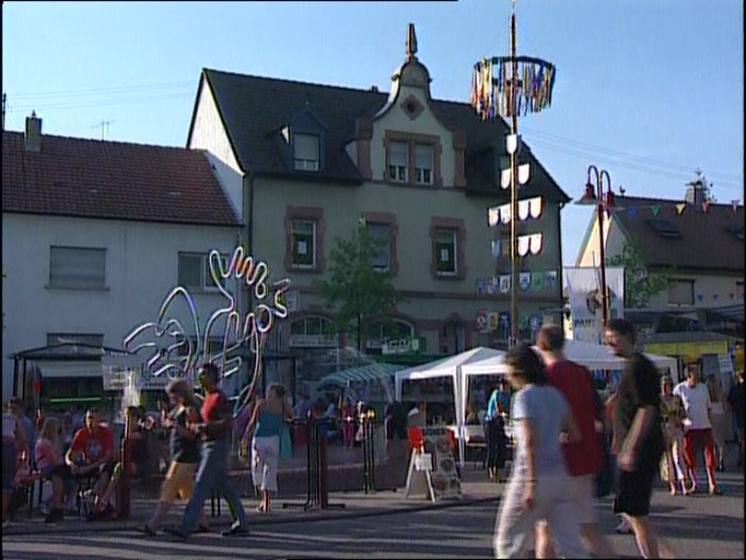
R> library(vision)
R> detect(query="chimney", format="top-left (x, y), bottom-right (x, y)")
top-left (25, 111), bottom-right (42, 152)
top-left (685, 170), bottom-right (710, 205)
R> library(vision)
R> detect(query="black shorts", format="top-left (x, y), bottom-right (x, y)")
top-left (613, 466), bottom-right (656, 517)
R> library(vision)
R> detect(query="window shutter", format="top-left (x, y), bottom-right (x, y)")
top-left (389, 142), bottom-right (408, 167)
top-left (50, 247), bottom-right (106, 288)
top-left (294, 134), bottom-right (319, 162)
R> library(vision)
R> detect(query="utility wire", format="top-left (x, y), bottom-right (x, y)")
top-left (522, 126), bottom-right (742, 182)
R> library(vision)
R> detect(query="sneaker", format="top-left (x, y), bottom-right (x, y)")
top-left (615, 520), bottom-right (633, 534)
top-left (163, 526), bottom-right (189, 540)
top-left (221, 522), bottom-right (249, 537)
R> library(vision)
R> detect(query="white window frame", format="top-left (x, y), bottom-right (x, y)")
top-left (667, 278), bottom-right (694, 306)
top-left (291, 220), bottom-right (317, 269)
top-left (178, 252), bottom-right (227, 292)
top-left (388, 142), bottom-right (408, 183)
top-left (414, 143), bottom-right (434, 185)
top-left (48, 246), bottom-right (107, 289)
top-left (294, 133), bottom-right (320, 171)
top-left (289, 316), bottom-right (337, 348)
top-left (435, 229), bottom-right (458, 276)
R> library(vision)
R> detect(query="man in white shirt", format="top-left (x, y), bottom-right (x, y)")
top-left (673, 364), bottom-right (721, 495)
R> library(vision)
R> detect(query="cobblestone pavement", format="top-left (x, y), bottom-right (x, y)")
top-left (2, 470), bottom-right (743, 559)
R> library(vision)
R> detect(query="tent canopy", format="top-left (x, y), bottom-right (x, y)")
top-left (318, 362), bottom-right (406, 388)
top-left (394, 341), bottom-right (679, 472)
top-left (394, 347), bottom-right (505, 401)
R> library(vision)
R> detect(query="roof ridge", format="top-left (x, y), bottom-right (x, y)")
top-left (2, 129), bottom-right (197, 152)
top-left (619, 194), bottom-right (743, 208)
top-left (203, 67), bottom-right (484, 109)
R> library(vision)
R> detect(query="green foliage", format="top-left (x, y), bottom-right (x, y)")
top-left (315, 220), bottom-right (399, 351)
top-left (606, 239), bottom-right (668, 308)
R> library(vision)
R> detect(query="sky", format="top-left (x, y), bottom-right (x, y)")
top-left (2, 0), bottom-right (743, 265)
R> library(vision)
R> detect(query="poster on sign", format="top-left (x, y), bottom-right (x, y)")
top-left (421, 427), bottom-right (462, 500)
top-left (564, 267), bottom-right (624, 344)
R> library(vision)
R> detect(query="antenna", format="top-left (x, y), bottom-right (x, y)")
top-left (2, 94), bottom-right (6, 130)
top-left (90, 119), bottom-right (113, 140)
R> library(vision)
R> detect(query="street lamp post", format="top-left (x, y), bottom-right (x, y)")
top-left (576, 165), bottom-right (615, 331)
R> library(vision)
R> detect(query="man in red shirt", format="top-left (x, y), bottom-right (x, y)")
top-left (534, 325), bottom-right (616, 558)
top-left (64, 408), bottom-right (116, 516)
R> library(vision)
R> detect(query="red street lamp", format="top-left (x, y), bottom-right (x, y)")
top-left (576, 164), bottom-right (614, 330)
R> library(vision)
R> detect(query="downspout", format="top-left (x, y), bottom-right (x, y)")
top-left (243, 173), bottom-right (254, 391)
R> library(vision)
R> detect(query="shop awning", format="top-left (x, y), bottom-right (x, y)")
top-left (317, 362), bottom-right (407, 388)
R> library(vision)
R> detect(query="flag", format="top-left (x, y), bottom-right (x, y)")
top-left (651, 205), bottom-right (661, 216)
top-left (519, 272), bottom-right (532, 292)
top-left (627, 207), bottom-right (638, 219)
top-left (531, 273), bottom-right (544, 292)
top-left (732, 200), bottom-right (740, 212)
top-left (676, 203), bottom-right (687, 215)
top-left (702, 201), bottom-right (711, 213)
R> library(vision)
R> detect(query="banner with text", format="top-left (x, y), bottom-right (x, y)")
top-left (565, 266), bottom-right (624, 344)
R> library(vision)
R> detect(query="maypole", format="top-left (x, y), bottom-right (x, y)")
top-left (471, 0), bottom-right (556, 347)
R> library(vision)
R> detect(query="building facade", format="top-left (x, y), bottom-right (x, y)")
top-left (576, 174), bottom-right (744, 372)
top-left (187, 27), bottom-right (569, 389)
top-left (2, 120), bottom-right (241, 402)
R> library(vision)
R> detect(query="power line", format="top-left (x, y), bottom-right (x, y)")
top-left (527, 138), bottom-right (743, 192)
top-left (10, 80), bottom-right (195, 99)
top-left (5, 91), bottom-right (195, 114)
top-left (522, 125), bottom-right (743, 182)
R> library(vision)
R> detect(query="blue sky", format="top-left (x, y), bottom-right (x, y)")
top-left (3, 1), bottom-right (743, 264)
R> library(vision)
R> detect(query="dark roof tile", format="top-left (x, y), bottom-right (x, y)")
top-left (2, 131), bottom-right (240, 226)
top-left (614, 195), bottom-right (744, 271)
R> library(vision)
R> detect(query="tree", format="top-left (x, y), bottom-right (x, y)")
top-left (606, 239), bottom-right (668, 309)
top-left (316, 220), bottom-right (399, 352)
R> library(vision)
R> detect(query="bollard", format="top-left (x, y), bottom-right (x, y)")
top-left (117, 412), bottom-right (131, 519)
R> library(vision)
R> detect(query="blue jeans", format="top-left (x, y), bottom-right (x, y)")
top-left (179, 439), bottom-right (246, 534)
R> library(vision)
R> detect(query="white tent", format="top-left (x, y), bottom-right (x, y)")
top-left (396, 341), bottom-right (679, 472)
top-left (394, 347), bottom-right (506, 471)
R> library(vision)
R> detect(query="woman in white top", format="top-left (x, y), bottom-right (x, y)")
top-left (706, 376), bottom-right (728, 471)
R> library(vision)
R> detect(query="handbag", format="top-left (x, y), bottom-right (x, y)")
top-left (279, 423), bottom-right (292, 461)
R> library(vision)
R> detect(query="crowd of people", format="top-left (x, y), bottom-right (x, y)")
top-left (3, 326), bottom-right (743, 553)
top-left (491, 320), bottom-right (744, 559)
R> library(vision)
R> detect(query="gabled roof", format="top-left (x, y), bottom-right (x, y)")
top-left (190, 68), bottom-right (570, 202)
top-left (613, 195), bottom-right (744, 272)
top-left (2, 131), bottom-right (240, 226)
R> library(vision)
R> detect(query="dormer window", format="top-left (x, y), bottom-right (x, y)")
top-left (388, 142), bottom-right (408, 182)
top-left (415, 144), bottom-right (433, 185)
top-left (294, 133), bottom-right (320, 171)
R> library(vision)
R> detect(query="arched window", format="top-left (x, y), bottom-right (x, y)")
top-left (289, 316), bottom-right (338, 348)
top-left (366, 319), bottom-right (415, 353)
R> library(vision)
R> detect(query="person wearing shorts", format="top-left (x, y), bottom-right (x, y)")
top-left (606, 319), bottom-right (668, 560)
top-left (140, 378), bottom-right (206, 536)
top-left (674, 364), bottom-right (721, 494)
top-left (64, 408), bottom-right (116, 518)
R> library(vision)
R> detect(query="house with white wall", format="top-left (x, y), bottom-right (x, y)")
top-left (1, 115), bottom-right (241, 404)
